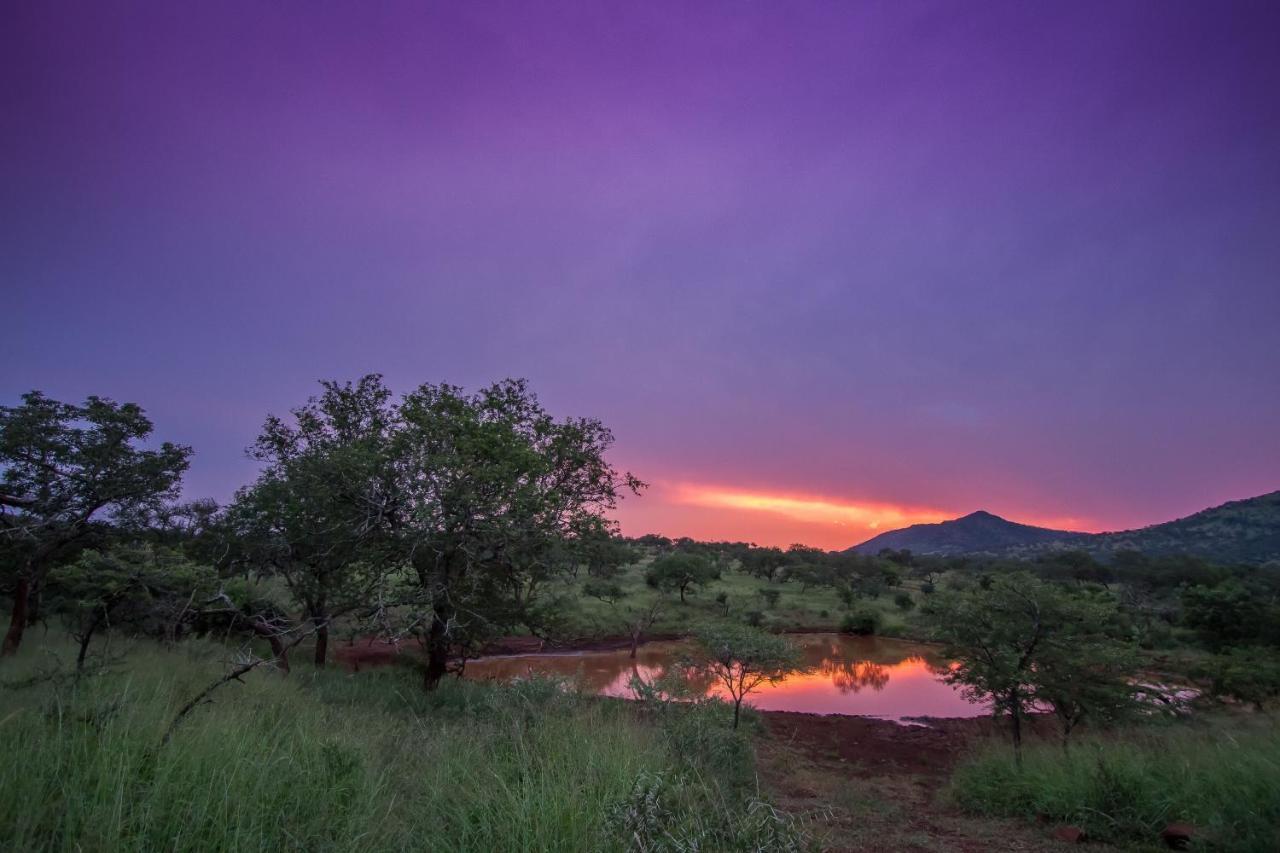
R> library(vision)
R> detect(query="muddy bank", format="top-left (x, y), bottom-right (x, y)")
top-left (760, 710), bottom-right (1052, 776)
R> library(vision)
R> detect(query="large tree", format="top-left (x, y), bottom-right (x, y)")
top-left (0, 392), bottom-right (190, 654)
top-left (393, 379), bottom-right (641, 689)
top-left (230, 376), bottom-right (399, 667)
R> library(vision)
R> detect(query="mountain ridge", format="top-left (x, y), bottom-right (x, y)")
top-left (848, 490), bottom-right (1280, 566)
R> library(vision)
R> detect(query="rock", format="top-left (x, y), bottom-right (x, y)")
top-left (1053, 826), bottom-right (1086, 844)
top-left (1161, 822), bottom-right (1195, 849)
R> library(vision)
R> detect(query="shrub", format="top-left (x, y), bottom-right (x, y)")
top-left (894, 591), bottom-right (915, 611)
top-left (840, 607), bottom-right (880, 636)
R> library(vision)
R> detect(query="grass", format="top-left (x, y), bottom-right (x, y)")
top-left (559, 558), bottom-right (926, 641)
top-left (0, 637), bottom-right (809, 852)
top-left (949, 717), bottom-right (1280, 852)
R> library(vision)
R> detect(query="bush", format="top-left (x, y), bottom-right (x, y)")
top-left (894, 591), bottom-right (915, 611)
top-left (840, 607), bottom-right (880, 636)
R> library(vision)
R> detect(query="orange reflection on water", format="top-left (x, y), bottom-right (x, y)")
top-left (464, 634), bottom-right (988, 723)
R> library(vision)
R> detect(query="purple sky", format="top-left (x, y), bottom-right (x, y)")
top-left (5, 1), bottom-right (1279, 548)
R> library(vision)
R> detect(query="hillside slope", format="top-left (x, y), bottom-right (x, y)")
top-left (849, 491), bottom-right (1280, 566)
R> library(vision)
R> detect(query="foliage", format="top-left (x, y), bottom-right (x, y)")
top-left (393, 378), bottom-right (643, 687)
top-left (927, 572), bottom-right (1138, 757)
top-left (0, 391), bottom-right (190, 654)
top-left (49, 545), bottom-right (215, 668)
top-left (645, 552), bottom-right (719, 603)
top-left (839, 607), bottom-right (881, 636)
top-left (1208, 646), bottom-right (1280, 711)
top-left (230, 375), bottom-right (400, 666)
top-left (683, 623), bottom-right (803, 729)
top-left (1182, 580), bottom-right (1279, 652)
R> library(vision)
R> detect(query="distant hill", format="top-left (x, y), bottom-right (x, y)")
top-left (848, 491), bottom-right (1280, 566)
top-left (1081, 491), bottom-right (1280, 565)
top-left (849, 510), bottom-right (1078, 556)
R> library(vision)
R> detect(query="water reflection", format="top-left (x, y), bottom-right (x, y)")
top-left (464, 634), bottom-right (987, 723)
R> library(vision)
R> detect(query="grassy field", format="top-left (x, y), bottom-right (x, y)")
top-left (949, 716), bottom-right (1280, 852)
top-left (558, 556), bottom-right (927, 641)
top-left (0, 637), bottom-right (809, 852)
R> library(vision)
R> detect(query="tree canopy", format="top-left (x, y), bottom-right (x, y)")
top-left (1, 392), bottom-right (190, 654)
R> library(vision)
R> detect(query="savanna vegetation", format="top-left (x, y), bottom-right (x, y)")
top-left (3, 378), bottom-right (1278, 851)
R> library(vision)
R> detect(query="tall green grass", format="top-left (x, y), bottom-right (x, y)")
top-left (949, 720), bottom-right (1280, 852)
top-left (0, 638), bottom-right (807, 852)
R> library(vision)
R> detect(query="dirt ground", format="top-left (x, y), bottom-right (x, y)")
top-left (755, 711), bottom-right (1093, 852)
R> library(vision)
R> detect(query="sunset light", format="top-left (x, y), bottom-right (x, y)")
top-left (672, 484), bottom-right (950, 531)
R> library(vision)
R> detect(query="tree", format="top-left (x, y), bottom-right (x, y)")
top-left (579, 527), bottom-right (638, 580)
top-left (50, 544), bottom-right (213, 670)
top-left (583, 580), bottom-right (666, 658)
top-left (1182, 581), bottom-right (1269, 652)
top-left (231, 376), bottom-right (399, 667)
top-left (393, 379), bottom-right (642, 690)
top-left (1210, 647), bottom-right (1280, 712)
top-left (740, 546), bottom-right (787, 583)
top-left (927, 573), bottom-right (1137, 761)
top-left (1, 392), bottom-right (190, 655)
top-left (683, 624), bottom-right (802, 729)
top-left (645, 552), bottom-right (718, 603)
top-left (1034, 622), bottom-right (1138, 751)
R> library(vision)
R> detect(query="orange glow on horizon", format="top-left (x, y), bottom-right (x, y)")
top-left (670, 483), bottom-right (951, 531)
top-left (610, 479), bottom-right (1098, 550)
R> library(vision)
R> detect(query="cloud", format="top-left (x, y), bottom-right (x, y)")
top-left (669, 482), bottom-right (951, 530)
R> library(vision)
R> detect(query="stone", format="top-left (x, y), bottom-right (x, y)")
top-left (1053, 825), bottom-right (1085, 844)
top-left (1160, 822), bottom-right (1195, 849)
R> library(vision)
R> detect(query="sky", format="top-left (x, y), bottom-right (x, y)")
top-left (4, 1), bottom-right (1279, 550)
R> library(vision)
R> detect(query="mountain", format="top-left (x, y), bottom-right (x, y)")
top-left (847, 491), bottom-right (1280, 566)
top-left (849, 510), bottom-right (1079, 556)
top-left (1082, 491), bottom-right (1280, 565)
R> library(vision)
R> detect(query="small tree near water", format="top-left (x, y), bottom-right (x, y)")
top-left (927, 572), bottom-right (1137, 762)
top-left (685, 624), bottom-right (802, 729)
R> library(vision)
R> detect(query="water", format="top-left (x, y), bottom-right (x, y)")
top-left (464, 633), bottom-right (988, 723)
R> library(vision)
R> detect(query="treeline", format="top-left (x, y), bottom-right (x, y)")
top-left (1, 377), bottom-right (640, 688)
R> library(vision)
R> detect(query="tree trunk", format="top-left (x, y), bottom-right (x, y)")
top-left (423, 605), bottom-right (452, 691)
top-left (75, 609), bottom-right (107, 671)
top-left (733, 697), bottom-right (743, 729)
top-left (26, 581), bottom-right (42, 626)
top-left (312, 613), bottom-right (329, 668)
top-left (1010, 708), bottom-right (1023, 767)
top-left (2, 577), bottom-right (31, 656)
top-left (679, 585), bottom-right (686, 603)
top-left (268, 633), bottom-right (291, 675)
top-left (630, 626), bottom-right (641, 659)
